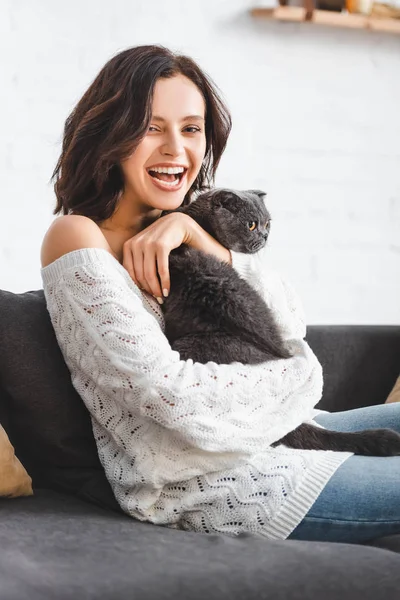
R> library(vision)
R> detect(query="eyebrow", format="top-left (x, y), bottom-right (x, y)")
top-left (151, 115), bottom-right (205, 122)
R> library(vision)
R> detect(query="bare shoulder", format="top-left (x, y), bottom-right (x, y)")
top-left (40, 214), bottom-right (112, 268)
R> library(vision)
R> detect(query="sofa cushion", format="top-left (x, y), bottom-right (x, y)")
top-left (0, 289), bottom-right (121, 513)
top-left (0, 423), bottom-right (33, 498)
top-left (0, 490), bottom-right (399, 600)
top-left (0, 378), bottom-right (9, 429)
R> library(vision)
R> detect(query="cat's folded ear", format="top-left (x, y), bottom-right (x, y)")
top-left (210, 189), bottom-right (236, 208)
top-left (247, 189), bottom-right (267, 199)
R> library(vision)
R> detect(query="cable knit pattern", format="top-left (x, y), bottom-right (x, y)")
top-left (41, 247), bottom-right (352, 540)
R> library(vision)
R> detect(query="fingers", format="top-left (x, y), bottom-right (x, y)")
top-left (123, 244), bottom-right (155, 299)
top-left (143, 250), bottom-right (164, 302)
top-left (156, 248), bottom-right (170, 298)
top-left (122, 233), bottom-right (172, 303)
top-left (127, 245), bottom-right (164, 303)
top-left (132, 249), bottom-right (152, 295)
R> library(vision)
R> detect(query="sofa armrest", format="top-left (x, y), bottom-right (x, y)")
top-left (306, 326), bottom-right (400, 413)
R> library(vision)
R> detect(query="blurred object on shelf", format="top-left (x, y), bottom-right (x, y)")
top-left (279, 0), bottom-right (400, 16)
top-left (346, 0), bottom-right (373, 13)
top-left (317, 0), bottom-right (345, 12)
top-left (370, 2), bottom-right (400, 17)
top-left (280, 0), bottom-right (345, 14)
top-left (346, 0), bottom-right (400, 14)
top-left (251, 0), bottom-right (400, 31)
top-left (279, 0), bottom-right (316, 19)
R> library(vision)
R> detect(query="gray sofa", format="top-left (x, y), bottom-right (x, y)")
top-left (1, 288), bottom-right (400, 600)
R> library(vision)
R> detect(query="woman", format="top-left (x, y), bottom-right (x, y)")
top-left (40, 45), bottom-right (400, 544)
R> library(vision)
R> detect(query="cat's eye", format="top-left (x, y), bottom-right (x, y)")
top-left (248, 221), bottom-right (257, 231)
top-left (265, 220), bottom-right (271, 229)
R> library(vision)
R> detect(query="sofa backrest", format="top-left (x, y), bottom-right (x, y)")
top-left (307, 325), bottom-right (400, 413)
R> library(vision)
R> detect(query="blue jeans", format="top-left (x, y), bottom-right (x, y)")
top-left (287, 403), bottom-right (400, 544)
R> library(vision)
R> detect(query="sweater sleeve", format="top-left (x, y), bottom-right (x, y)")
top-left (42, 248), bottom-right (322, 456)
top-left (230, 249), bottom-right (307, 342)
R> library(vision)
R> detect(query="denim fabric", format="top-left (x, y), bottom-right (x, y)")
top-left (288, 403), bottom-right (400, 544)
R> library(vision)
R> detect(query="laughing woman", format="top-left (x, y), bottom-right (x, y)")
top-left (40, 45), bottom-right (400, 544)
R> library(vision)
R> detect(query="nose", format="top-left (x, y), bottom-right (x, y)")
top-left (161, 129), bottom-right (184, 157)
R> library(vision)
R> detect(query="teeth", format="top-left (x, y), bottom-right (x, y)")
top-left (153, 177), bottom-right (181, 187)
top-left (149, 166), bottom-right (185, 174)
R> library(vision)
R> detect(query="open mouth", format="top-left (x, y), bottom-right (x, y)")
top-left (146, 167), bottom-right (188, 191)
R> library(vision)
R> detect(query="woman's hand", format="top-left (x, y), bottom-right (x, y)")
top-left (122, 212), bottom-right (191, 302)
top-left (122, 212), bottom-right (231, 302)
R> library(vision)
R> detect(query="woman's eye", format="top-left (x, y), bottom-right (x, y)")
top-left (185, 126), bottom-right (201, 133)
top-left (248, 221), bottom-right (257, 231)
top-left (148, 126), bottom-right (159, 132)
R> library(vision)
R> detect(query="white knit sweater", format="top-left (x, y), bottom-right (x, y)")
top-left (41, 247), bottom-right (352, 540)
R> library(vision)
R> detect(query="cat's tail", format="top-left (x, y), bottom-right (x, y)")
top-left (272, 423), bottom-right (400, 456)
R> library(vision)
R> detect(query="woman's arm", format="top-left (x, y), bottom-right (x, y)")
top-left (185, 218), bottom-right (232, 265)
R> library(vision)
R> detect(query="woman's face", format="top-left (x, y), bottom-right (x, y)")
top-left (120, 74), bottom-right (207, 213)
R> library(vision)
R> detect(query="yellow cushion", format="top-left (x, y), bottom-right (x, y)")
top-left (0, 424), bottom-right (33, 498)
top-left (385, 376), bottom-right (400, 405)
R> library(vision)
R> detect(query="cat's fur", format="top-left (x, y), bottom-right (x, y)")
top-left (161, 188), bottom-right (400, 457)
top-left (163, 188), bottom-right (292, 365)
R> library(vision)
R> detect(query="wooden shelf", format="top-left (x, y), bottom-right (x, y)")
top-left (250, 6), bottom-right (400, 34)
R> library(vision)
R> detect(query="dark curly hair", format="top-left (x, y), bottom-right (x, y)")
top-left (51, 45), bottom-right (232, 223)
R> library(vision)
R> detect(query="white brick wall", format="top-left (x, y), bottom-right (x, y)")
top-left (1, 0), bottom-right (399, 323)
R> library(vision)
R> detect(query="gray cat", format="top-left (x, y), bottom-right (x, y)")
top-left (163, 188), bottom-right (292, 365)
top-left (161, 189), bottom-right (400, 457)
